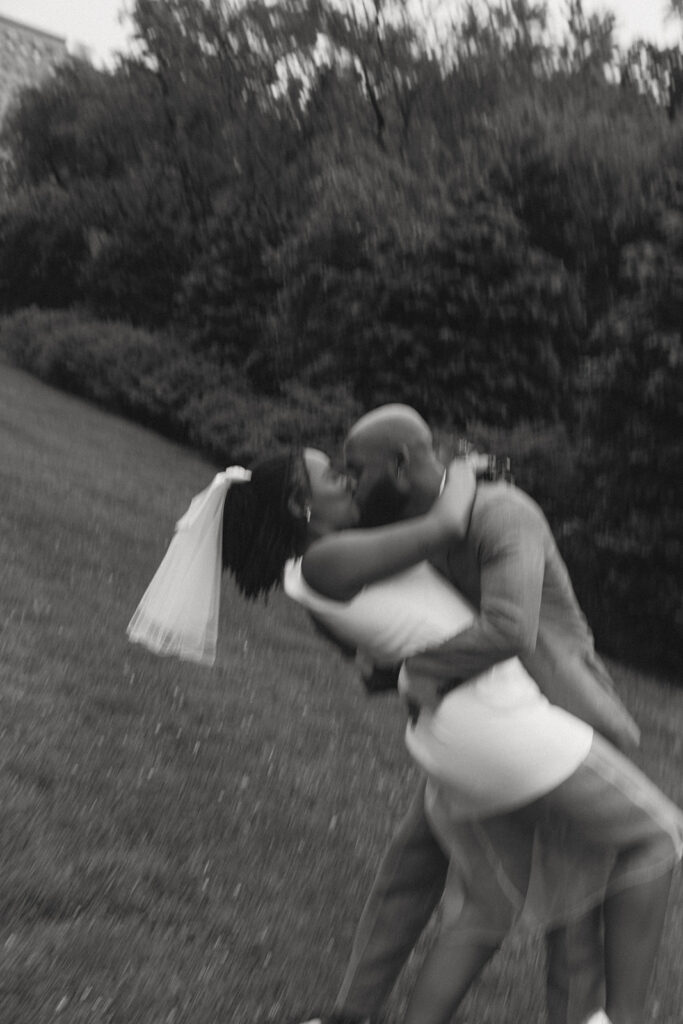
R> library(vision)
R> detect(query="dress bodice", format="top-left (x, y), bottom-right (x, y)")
top-left (284, 557), bottom-right (593, 820)
top-left (283, 559), bottom-right (475, 666)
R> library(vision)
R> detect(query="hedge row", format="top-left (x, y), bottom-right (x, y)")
top-left (0, 308), bottom-right (359, 466)
top-left (4, 307), bottom-right (679, 677)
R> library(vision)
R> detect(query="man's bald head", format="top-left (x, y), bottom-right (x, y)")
top-left (345, 404), bottom-right (433, 455)
top-left (344, 404), bottom-right (443, 525)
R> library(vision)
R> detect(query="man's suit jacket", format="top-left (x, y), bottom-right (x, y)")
top-left (405, 482), bottom-right (640, 752)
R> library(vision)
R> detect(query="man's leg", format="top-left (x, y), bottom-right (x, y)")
top-left (403, 939), bottom-right (496, 1024)
top-left (333, 779), bottom-right (448, 1021)
top-left (546, 908), bottom-right (605, 1024)
top-left (400, 804), bottom-right (539, 1024)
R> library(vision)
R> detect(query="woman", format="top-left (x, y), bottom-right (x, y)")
top-left (128, 448), bottom-right (683, 1024)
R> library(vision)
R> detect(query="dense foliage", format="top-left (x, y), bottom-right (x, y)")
top-left (0, 308), bottom-right (359, 462)
top-left (0, 0), bottom-right (681, 672)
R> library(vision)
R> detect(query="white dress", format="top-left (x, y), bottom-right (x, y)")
top-left (284, 558), bottom-right (683, 934)
top-left (284, 559), bottom-right (593, 819)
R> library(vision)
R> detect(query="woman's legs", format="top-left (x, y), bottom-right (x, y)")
top-left (401, 870), bottom-right (675, 1024)
top-left (530, 736), bottom-right (682, 1024)
top-left (603, 866), bottom-right (673, 1024)
top-left (406, 738), bottom-right (682, 1024)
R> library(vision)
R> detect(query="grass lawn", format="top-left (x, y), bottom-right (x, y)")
top-left (0, 362), bottom-right (681, 1024)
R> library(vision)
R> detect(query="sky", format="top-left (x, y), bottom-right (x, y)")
top-left (0, 0), bottom-right (680, 67)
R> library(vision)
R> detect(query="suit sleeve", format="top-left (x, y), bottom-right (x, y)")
top-left (405, 496), bottom-right (545, 684)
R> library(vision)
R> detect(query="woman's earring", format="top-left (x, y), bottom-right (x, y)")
top-left (304, 506), bottom-right (311, 523)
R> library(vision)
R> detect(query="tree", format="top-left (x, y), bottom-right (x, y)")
top-left (0, 184), bottom-right (87, 310)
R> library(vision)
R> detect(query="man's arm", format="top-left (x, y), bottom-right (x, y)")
top-left (406, 494), bottom-right (545, 687)
top-left (404, 492), bottom-right (641, 752)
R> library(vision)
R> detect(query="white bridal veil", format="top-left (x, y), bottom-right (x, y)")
top-left (126, 467), bottom-right (251, 666)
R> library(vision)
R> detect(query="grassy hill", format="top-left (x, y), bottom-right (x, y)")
top-left (0, 363), bottom-right (681, 1023)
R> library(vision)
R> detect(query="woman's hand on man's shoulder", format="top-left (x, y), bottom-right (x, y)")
top-left (429, 458), bottom-right (477, 538)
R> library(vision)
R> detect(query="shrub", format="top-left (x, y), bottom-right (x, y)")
top-left (572, 307), bottom-right (682, 671)
top-left (0, 307), bottom-right (201, 437)
top-left (0, 308), bottom-right (359, 466)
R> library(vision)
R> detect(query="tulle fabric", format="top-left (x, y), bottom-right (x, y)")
top-left (126, 467), bottom-right (251, 665)
top-left (427, 732), bottom-right (683, 941)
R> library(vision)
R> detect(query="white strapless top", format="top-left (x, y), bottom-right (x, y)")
top-left (285, 559), bottom-right (479, 664)
top-left (283, 559), bottom-right (593, 818)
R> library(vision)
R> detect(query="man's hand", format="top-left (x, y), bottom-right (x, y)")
top-left (356, 651), bottom-right (400, 694)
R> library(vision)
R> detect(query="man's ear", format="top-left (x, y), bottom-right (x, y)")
top-left (393, 444), bottom-right (411, 494)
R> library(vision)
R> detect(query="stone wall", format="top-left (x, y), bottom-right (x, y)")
top-left (0, 14), bottom-right (67, 124)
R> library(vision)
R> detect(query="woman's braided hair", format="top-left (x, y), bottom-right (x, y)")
top-left (221, 449), bottom-right (310, 599)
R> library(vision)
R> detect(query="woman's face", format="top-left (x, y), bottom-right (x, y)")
top-left (303, 448), bottom-right (359, 531)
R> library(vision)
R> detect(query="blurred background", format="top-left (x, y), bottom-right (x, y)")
top-left (1, 6), bottom-right (682, 1024)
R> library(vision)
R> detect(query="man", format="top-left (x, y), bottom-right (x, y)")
top-left (296, 404), bottom-right (644, 1024)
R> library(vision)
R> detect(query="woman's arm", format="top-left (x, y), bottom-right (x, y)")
top-left (302, 459), bottom-right (476, 600)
